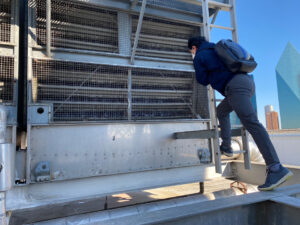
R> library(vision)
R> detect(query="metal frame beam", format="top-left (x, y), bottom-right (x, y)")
top-left (174, 128), bottom-right (243, 139)
top-left (18, 184), bottom-right (300, 225)
top-left (46, 0), bottom-right (51, 57)
top-left (6, 164), bottom-right (226, 211)
top-left (178, 0), bottom-right (232, 11)
top-left (130, 0), bottom-right (147, 64)
top-left (229, 0), bottom-right (238, 42)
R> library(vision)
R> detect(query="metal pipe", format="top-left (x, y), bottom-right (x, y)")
top-left (0, 106), bottom-right (7, 144)
top-left (130, 0), bottom-right (147, 64)
top-left (0, 192), bottom-right (6, 225)
top-left (46, 0), bottom-right (51, 57)
top-left (229, 0), bottom-right (239, 42)
top-left (128, 69), bottom-right (132, 120)
top-left (210, 24), bottom-right (234, 31)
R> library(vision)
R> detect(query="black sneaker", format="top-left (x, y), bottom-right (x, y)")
top-left (258, 165), bottom-right (293, 191)
top-left (220, 145), bottom-right (233, 157)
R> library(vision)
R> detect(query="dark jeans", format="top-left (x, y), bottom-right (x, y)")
top-left (217, 74), bottom-right (280, 167)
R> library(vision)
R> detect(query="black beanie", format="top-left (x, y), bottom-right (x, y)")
top-left (188, 36), bottom-right (206, 49)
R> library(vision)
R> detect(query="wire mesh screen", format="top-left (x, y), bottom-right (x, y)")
top-left (0, 56), bottom-right (14, 103)
top-left (34, 0), bottom-right (118, 52)
top-left (141, 0), bottom-right (202, 14)
top-left (32, 60), bottom-right (128, 121)
top-left (132, 15), bottom-right (200, 61)
top-left (31, 59), bottom-right (209, 122)
top-left (131, 68), bottom-right (208, 120)
top-left (132, 68), bottom-right (193, 120)
top-left (0, 0), bottom-right (11, 43)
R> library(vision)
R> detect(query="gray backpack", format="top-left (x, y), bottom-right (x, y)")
top-left (214, 39), bottom-right (257, 73)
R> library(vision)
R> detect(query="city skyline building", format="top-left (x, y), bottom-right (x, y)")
top-left (264, 105), bottom-right (274, 117)
top-left (266, 110), bottom-right (279, 130)
top-left (276, 42), bottom-right (300, 129)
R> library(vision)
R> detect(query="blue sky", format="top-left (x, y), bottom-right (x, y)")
top-left (210, 0), bottom-right (300, 126)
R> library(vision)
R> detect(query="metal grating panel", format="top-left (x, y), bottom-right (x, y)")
top-left (32, 60), bottom-right (128, 121)
top-left (0, 56), bottom-right (14, 103)
top-left (0, 0), bottom-right (11, 43)
top-left (35, 0), bottom-right (118, 52)
top-left (142, 0), bottom-right (202, 14)
top-left (31, 60), bottom-right (209, 122)
top-left (132, 15), bottom-right (200, 61)
top-left (132, 68), bottom-right (196, 120)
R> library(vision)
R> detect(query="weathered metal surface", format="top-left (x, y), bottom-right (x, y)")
top-left (8, 177), bottom-right (244, 225)
top-left (0, 143), bottom-right (15, 191)
top-left (6, 163), bottom-right (228, 212)
top-left (28, 122), bottom-right (210, 182)
top-left (23, 184), bottom-right (300, 225)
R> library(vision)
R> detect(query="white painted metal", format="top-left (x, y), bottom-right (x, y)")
top-left (269, 131), bottom-right (300, 166)
top-left (6, 163), bottom-right (227, 212)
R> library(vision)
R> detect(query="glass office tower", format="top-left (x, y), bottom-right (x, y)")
top-left (276, 42), bottom-right (300, 129)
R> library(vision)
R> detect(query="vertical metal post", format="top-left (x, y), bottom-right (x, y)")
top-left (202, 0), bottom-right (222, 173)
top-left (0, 192), bottom-right (6, 225)
top-left (201, 0), bottom-right (210, 41)
top-left (128, 69), bottom-right (132, 120)
top-left (46, 0), bottom-right (51, 57)
top-left (241, 128), bottom-right (251, 169)
top-left (229, 0), bottom-right (238, 43)
top-left (128, 0), bottom-right (147, 120)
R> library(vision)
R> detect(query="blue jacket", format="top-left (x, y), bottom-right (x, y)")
top-left (193, 41), bottom-right (235, 96)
